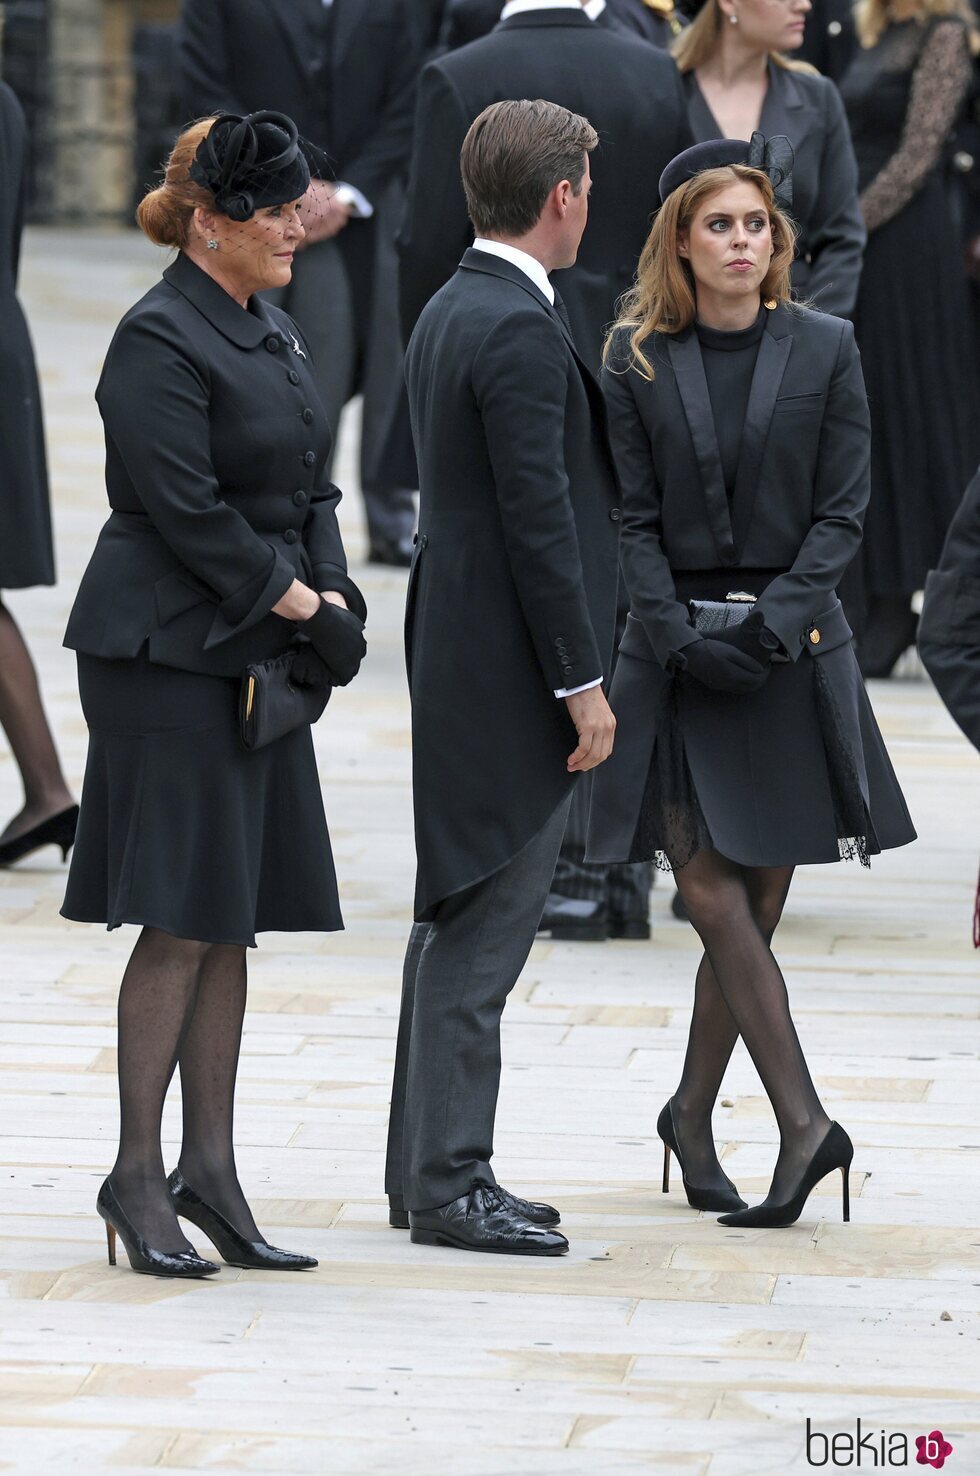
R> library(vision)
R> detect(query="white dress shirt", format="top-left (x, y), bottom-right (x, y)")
top-left (501, 0), bottom-right (608, 19)
top-left (471, 238), bottom-right (603, 700)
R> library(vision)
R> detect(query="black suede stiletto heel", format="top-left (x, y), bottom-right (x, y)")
top-left (97, 1178), bottom-right (219, 1278)
top-left (657, 1100), bottom-right (747, 1213)
top-left (168, 1170), bottom-right (318, 1270)
top-left (717, 1122), bottom-right (854, 1228)
top-left (0, 804), bottom-right (78, 866)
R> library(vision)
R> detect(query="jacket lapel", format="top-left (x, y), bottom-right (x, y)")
top-left (731, 306), bottom-right (793, 554)
top-left (667, 331), bottom-right (736, 566)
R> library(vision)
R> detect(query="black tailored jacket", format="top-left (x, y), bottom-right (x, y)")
top-left (587, 303), bottom-right (872, 861)
top-left (177, 0), bottom-right (421, 205)
top-left (918, 465), bottom-right (980, 752)
top-left (398, 9), bottom-right (693, 368)
top-left (64, 253), bottom-right (365, 680)
top-left (441, 0), bottom-right (628, 49)
top-left (686, 62), bottom-right (865, 317)
top-left (406, 249), bottom-right (621, 919)
top-left (604, 303), bottom-right (870, 668)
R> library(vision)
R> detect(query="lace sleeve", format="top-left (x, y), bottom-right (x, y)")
top-left (860, 19), bottom-right (973, 234)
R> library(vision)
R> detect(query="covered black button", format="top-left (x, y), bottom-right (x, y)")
top-left (265, 336), bottom-right (280, 353)
top-left (283, 528), bottom-right (298, 544)
top-left (610, 508), bottom-right (621, 522)
top-left (303, 451), bottom-right (316, 467)
top-left (302, 408), bottom-right (314, 425)
top-left (563, 664), bottom-right (573, 675)
top-left (288, 370), bottom-right (300, 385)
top-left (293, 490), bottom-right (308, 506)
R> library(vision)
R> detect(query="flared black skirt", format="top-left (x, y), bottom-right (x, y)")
top-left (61, 649), bottom-right (342, 946)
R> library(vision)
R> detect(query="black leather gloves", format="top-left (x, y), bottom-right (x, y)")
top-left (713, 611), bottom-right (784, 668)
top-left (300, 598), bottom-right (367, 687)
top-left (681, 636), bottom-right (768, 694)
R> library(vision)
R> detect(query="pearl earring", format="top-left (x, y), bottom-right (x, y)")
top-left (206, 239), bottom-right (219, 251)
top-left (730, 11), bottom-right (738, 20)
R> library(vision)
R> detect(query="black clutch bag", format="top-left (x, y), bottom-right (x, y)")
top-left (239, 650), bottom-right (331, 751)
top-left (688, 591), bottom-right (757, 634)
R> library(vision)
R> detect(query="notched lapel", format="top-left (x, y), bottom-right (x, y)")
top-left (667, 333), bottom-right (735, 565)
top-left (731, 315), bottom-right (793, 553)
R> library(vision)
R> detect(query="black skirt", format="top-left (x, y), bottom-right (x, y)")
top-left (61, 649), bottom-right (342, 946)
top-left (588, 580), bottom-right (917, 872)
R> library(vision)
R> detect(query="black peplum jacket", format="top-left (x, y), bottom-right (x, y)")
top-left (64, 252), bottom-right (365, 679)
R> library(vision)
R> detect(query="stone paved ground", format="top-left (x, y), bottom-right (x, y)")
top-left (0, 230), bottom-right (977, 1475)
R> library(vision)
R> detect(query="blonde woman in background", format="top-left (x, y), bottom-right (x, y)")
top-left (673, 0), bottom-right (865, 317)
top-left (839, 0), bottom-right (980, 676)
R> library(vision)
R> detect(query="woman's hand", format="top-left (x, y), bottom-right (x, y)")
top-left (301, 597), bottom-right (366, 686)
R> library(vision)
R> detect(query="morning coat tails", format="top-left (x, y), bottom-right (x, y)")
top-left (406, 248), bottom-right (621, 920)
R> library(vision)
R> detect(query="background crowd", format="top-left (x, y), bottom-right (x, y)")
top-left (0, 0), bottom-right (978, 932)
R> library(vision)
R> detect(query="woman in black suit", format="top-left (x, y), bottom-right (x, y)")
top-left (674, 0), bottom-right (865, 317)
top-left (0, 83), bottom-right (77, 865)
top-left (61, 113), bottom-right (367, 1276)
top-left (589, 137), bottom-right (915, 1226)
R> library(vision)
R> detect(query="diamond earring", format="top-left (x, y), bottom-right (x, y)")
top-left (206, 239), bottom-right (219, 251)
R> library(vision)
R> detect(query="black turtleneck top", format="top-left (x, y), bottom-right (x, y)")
top-left (694, 307), bottom-right (767, 502)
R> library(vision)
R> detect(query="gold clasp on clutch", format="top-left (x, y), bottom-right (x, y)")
top-left (245, 676), bottom-right (255, 721)
top-left (725, 591), bottom-right (757, 603)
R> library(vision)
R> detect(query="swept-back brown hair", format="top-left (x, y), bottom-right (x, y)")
top-left (460, 98), bottom-right (598, 238)
top-left (604, 165), bottom-right (796, 380)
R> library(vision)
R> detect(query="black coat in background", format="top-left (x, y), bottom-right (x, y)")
top-left (918, 466), bottom-right (980, 752)
top-left (64, 252), bottom-right (365, 680)
top-left (587, 304), bottom-right (913, 866)
top-left (406, 249), bottom-right (621, 919)
top-left (796, 0), bottom-right (858, 82)
top-left (0, 82), bottom-right (53, 590)
top-left (398, 8), bottom-right (693, 368)
top-left (686, 61), bottom-right (865, 318)
top-left (440, 0), bottom-right (636, 50)
top-left (605, 0), bottom-right (684, 50)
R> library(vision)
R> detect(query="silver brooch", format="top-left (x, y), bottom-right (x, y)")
top-left (290, 334), bottom-right (307, 360)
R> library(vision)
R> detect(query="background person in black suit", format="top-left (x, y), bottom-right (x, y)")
top-left (0, 83), bottom-right (78, 869)
top-left (674, 0), bottom-right (866, 317)
top-left (61, 115), bottom-right (366, 1278)
top-left (918, 466), bottom-right (980, 754)
top-left (589, 139), bottom-right (915, 1228)
top-left (178, 0), bottom-right (423, 565)
top-left (398, 0), bottom-right (693, 939)
top-left (441, 0), bottom-right (656, 49)
top-left (385, 101), bottom-right (620, 1254)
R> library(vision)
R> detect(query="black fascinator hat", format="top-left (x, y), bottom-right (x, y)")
top-left (658, 131), bottom-right (795, 208)
top-left (189, 110), bottom-right (328, 222)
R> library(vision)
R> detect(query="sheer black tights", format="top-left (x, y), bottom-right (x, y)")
top-left (672, 850), bottom-right (831, 1204)
top-left (110, 926), bottom-right (258, 1250)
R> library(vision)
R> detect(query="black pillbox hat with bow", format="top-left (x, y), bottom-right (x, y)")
top-left (189, 111), bottom-right (329, 222)
top-left (658, 132), bottom-right (795, 208)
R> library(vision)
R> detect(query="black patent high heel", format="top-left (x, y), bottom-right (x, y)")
top-left (97, 1177), bottom-right (220, 1278)
top-left (717, 1122), bottom-right (854, 1228)
top-left (168, 1170), bottom-right (318, 1270)
top-left (0, 804), bottom-right (79, 867)
top-left (657, 1100), bottom-right (747, 1213)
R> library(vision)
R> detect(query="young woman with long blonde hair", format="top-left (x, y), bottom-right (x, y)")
top-left (588, 138), bottom-right (916, 1227)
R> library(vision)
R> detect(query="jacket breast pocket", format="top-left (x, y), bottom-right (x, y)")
top-left (773, 392), bottom-right (824, 414)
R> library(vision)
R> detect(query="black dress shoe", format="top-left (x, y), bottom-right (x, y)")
top-left (409, 1182), bottom-right (568, 1255)
top-left (97, 1178), bottom-right (220, 1278)
top-left (367, 533), bottom-right (414, 568)
top-left (389, 1184), bottom-right (560, 1230)
top-left (0, 804), bottom-right (78, 867)
top-left (168, 1170), bottom-right (317, 1270)
top-left (537, 893), bottom-right (608, 942)
top-left (608, 914), bottom-right (651, 941)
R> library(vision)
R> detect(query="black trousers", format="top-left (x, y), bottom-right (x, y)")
top-left (385, 795), bottom-right (571, 1211)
